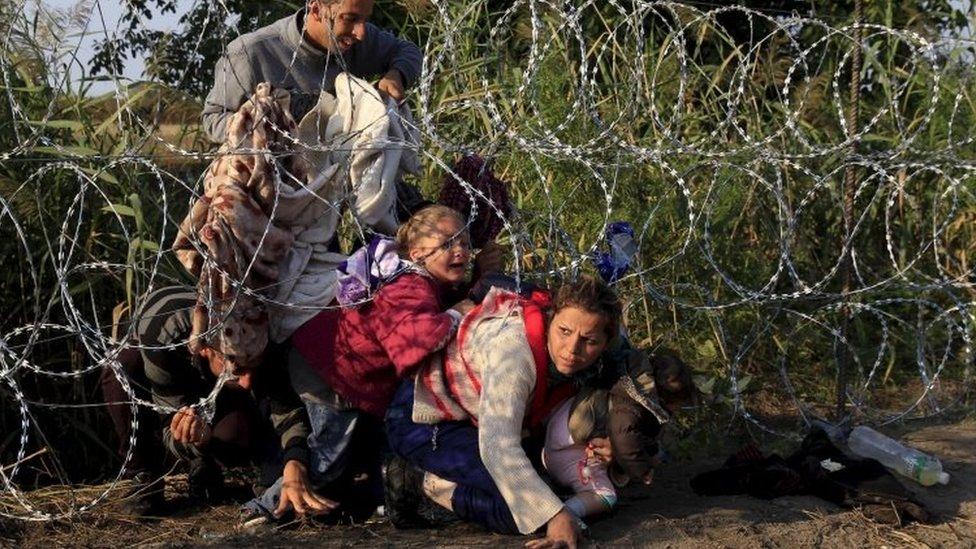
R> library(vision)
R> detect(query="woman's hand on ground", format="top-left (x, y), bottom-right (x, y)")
top-left (274, 460), bottom-right (338, 519)
top-left (525, 509), bottom-right (580, 549)
top-left (170, 407), bottom-right (212, 447)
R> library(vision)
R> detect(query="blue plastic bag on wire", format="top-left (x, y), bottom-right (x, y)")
top-left (591, 221), bottom-right (638, 283)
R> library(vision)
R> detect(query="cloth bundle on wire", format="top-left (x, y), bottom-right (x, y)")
top-left (172, 73), bottom-right (420, 363)
top-left (270, 73), bottom-right (419, 342)
top-left (172, 82), bottom-right (304, 367)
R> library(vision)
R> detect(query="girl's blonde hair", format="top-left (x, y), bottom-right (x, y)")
top-left (395, 205), bottom-right (467, 257)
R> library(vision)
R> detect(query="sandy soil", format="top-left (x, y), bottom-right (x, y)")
top-left (4, 419), bottom-right (975, 548)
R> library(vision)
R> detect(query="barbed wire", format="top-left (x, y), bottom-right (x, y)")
top-left (1, 0), bottom-right (975, 521)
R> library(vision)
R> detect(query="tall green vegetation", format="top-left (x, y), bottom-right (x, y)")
top-left (1, 0), bottom-right (974, 485)
top-left (0, 2), bottom-right (201, 483)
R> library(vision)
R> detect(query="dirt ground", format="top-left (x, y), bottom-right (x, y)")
top-left (3, 419), bottom-right (975, 548)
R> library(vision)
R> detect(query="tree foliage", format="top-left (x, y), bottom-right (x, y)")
top-left (89, 0), bottom-right (973, 99)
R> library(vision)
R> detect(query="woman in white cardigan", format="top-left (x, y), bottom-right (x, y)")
top-left (385, 275), bottom-right (622, 549)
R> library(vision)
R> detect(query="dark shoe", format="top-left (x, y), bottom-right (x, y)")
top-left (417, 497), bottom-right (460, 527)
top-left (119, 471), bottom-right (165, 517)
top-left (338, 470), bottom-right (382, 524)
top-left (383, 456), bottom-right (429, 529)
top-left (187, 457), bottom-right (224, 502)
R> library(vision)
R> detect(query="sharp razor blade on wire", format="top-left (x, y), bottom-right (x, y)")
top-left (0, 0), bottom-right (974, 520)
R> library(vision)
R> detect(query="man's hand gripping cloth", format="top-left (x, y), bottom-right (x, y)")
top-left (171, 83), bottom-right (303, 366)
top-left (269, 73), bottom-right (420, 342)
top-left (173, 73), bottom-right (421, 361)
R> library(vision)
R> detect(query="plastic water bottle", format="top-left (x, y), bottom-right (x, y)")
top-left (847, 426), bottom-right (950, 487)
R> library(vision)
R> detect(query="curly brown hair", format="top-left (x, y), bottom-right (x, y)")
top-left (553, 275), bottom-right (622, 339)
top-left (651, 351), bottom-right (697, 405)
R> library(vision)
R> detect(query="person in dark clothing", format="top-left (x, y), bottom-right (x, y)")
top-left (605, 352), bottom-right (696, 485)
top-left (542, 350), bottom-right (696, 521)
top-left (690, 429), bottom-right (931, 526)
top-left (99, 347), bottom-right (168, 514)
top-left (100, 286), bottom-right (327, 516)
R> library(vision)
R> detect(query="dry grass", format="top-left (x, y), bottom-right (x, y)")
top-left (4, 419), bottom-right (975, 548)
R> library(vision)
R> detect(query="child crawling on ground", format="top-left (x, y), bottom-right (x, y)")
top-left (543, 350), bottom-right (696, 522)
top-left (244, 204), bottom-right (501, 522)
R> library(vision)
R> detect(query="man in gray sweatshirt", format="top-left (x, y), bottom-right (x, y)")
top-left (202, 0), bottom-right (422, 143)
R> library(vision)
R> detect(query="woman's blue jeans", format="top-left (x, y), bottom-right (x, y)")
top-left (385, 380), bottom-right (520, 534)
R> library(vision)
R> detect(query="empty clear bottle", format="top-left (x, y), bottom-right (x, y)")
top-left (847, 426), bottom-right (950, 487)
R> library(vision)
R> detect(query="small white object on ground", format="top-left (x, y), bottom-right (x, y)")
top-left (820, 459), bottom-right (844, 472)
